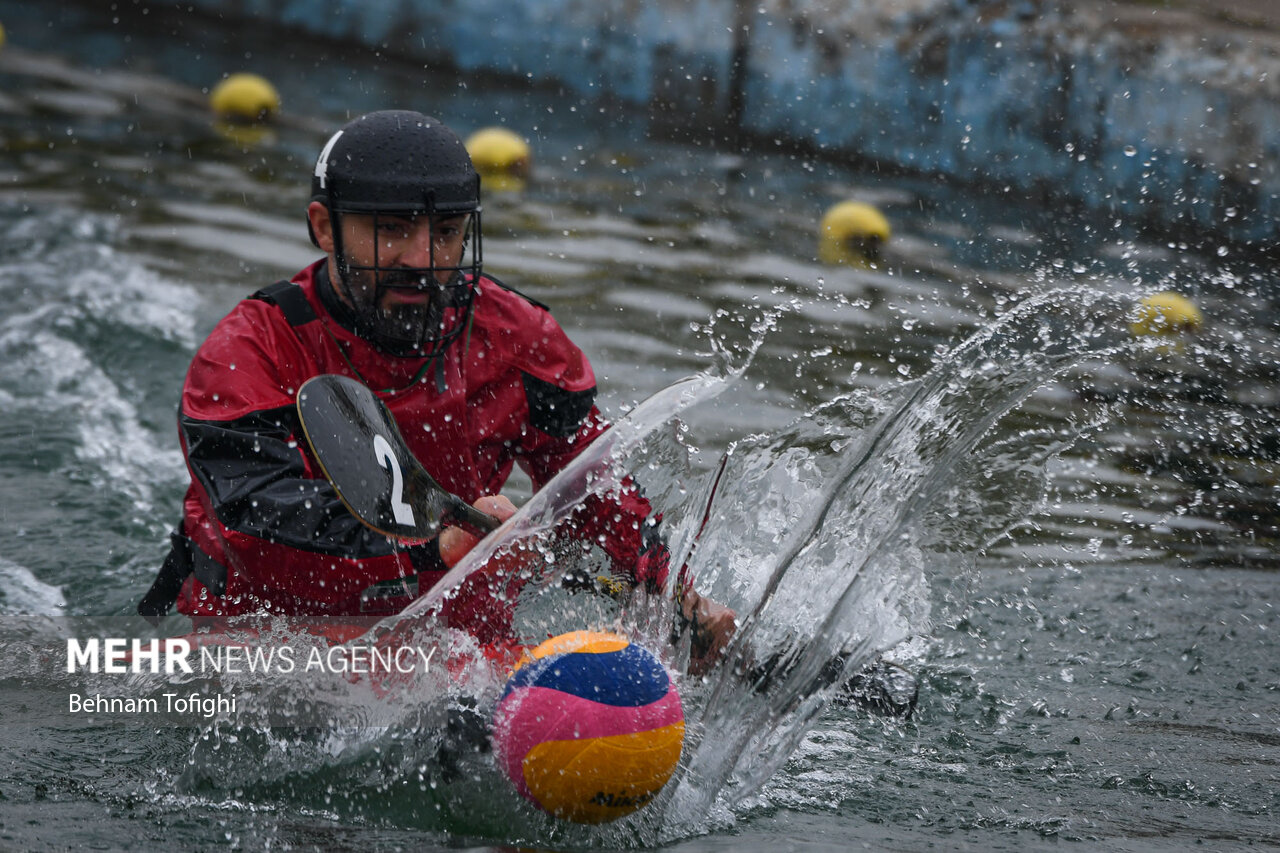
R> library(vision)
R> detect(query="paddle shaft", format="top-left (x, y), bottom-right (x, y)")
top-left (429, 481), bottom-right (502, 536)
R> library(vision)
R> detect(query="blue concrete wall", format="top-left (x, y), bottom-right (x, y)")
top-left (155, 0), bottom-right (1280, 248)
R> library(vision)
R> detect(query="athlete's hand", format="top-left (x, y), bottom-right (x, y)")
top-left (438, 495), bottom-right (517, 568)
top-left (682, 588), bottom-right (737, 676)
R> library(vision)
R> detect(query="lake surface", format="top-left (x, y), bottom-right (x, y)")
top-left (0, 3), bottom-right (1277, 851)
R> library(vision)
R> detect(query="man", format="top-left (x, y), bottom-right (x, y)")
top-left (138, 111), bottom-right (733, 664)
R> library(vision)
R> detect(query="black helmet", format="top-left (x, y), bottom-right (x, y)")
top-left (309, 111), bottom-right (483, 358)
top-left (310, 110), bottom-right (481, 220)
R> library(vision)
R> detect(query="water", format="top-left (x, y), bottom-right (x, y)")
top-left (1, 2), bottom-right (1279, 850)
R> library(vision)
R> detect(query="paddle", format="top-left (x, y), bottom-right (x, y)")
top-left (295, 374), bottom-right (500, 540)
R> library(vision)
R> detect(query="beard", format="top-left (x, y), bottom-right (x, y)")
top-left (340, 265), bottom-right (465, 357)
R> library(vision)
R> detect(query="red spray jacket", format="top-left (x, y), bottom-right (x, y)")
top-left (171, 260), bottom-right (665, 630)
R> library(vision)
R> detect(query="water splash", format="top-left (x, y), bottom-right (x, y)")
top-left (132, 284), bottom-right (1143, 844)
top-left (655, 286), bottom-right (1137, 833)
top-left (254, 284), bottom-right (1139, 843)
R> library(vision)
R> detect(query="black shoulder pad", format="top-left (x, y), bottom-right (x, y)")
top-left (522, 372), bottom-right (596, 437)
top-left (485, 274), bottom-right (549, 312)
top-left (252, 280), bottom-right (316, 327)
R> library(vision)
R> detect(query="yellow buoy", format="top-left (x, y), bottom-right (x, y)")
top-left (213, 120), bottom-right (276, 150)
top-left (819, 201), bottom-right (891, 267)
top-left (466, 127), bottom-right (531, 192)
top-left (209, 73), bottom-right (280, 123)
top-left (0, 22), bottom-right (7, 50)
top-left (1130, 291), bottom-right (1203, 338)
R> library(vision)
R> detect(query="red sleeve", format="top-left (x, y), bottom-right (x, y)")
top-left (469, 283), bottom-right (672, 596)
top-left (175, 301), bottom-right (419, 624)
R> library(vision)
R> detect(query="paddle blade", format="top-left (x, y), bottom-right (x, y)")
top-left (297, 374), bottom-right (451, 540)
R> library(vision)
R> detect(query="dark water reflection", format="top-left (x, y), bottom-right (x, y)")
top-left (1, 1), bottom-right (1278, 850)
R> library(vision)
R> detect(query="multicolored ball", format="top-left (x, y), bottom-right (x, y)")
top-left (490, 630), bottom-right (684, 823)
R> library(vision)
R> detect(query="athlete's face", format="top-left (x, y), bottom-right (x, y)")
top-left (338, 212), bottom-right (469, 308)
top-left (306, 201), bottom-right (473, 352)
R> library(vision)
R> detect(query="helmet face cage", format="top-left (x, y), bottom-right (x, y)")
top-left (311, 111), bottom-right (484, 358)
top-left (328, 204), bottom-right (482, 358)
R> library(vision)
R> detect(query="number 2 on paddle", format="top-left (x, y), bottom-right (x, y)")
top-left (373, 434), bottom-right (416, 527)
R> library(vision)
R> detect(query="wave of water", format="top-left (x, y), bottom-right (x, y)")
top-left (0, 214), bottom-right (194, 493)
